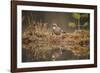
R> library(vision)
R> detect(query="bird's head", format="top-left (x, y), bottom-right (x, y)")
top-left (52, 23), bottom-right (58, 27)
top-left (52, 23), bottom-right (57, 29)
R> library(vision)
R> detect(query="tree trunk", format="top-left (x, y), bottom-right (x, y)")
top-left (78, 19), bottom-right (80, 30)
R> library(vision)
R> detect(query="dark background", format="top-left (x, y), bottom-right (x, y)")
top-left (22, 10), bottom-right (90, 33)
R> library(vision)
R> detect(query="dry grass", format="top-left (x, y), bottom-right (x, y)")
top-left (22, 21), bottom-right (90, 62)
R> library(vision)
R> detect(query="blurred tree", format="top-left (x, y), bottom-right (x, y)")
top-left (72, 13), bottom-right (81, 30)
top-left (80, 14), bottom-right (90, 30)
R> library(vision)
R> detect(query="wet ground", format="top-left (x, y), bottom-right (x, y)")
top-left (22, 47), bottom-right (89, 62)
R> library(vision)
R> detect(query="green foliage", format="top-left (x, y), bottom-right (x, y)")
top-left (72, 13), bottom-right (81, 20)
top-left (68, 22), bottom-right (76, 27)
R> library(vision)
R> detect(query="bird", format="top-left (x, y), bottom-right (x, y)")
top-left (52, 23), bottom-right (63, 35)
